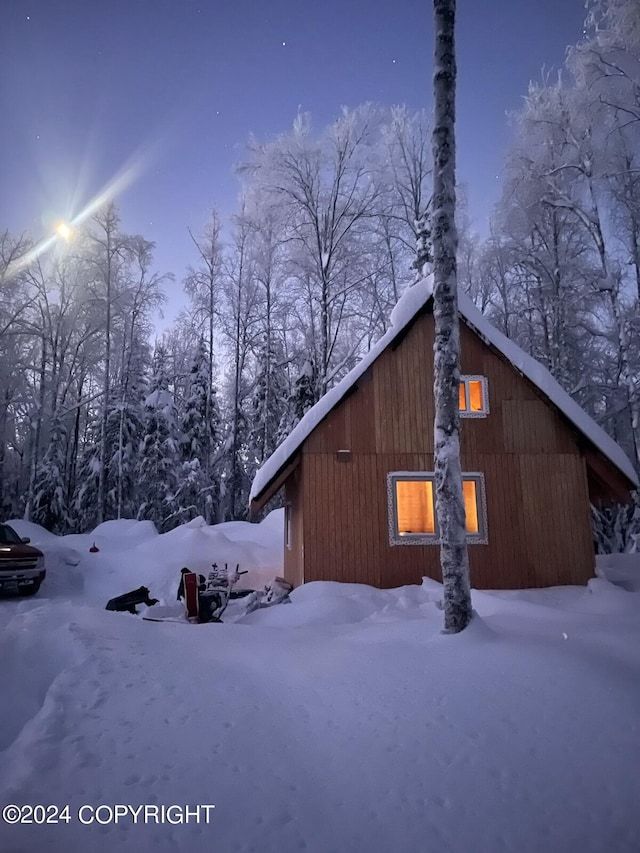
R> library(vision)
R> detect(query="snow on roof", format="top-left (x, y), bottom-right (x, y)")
top-left (249, 276), bottom-right (434, 503)
top-left (457, 291), bottom-right (639, 488)
top-left (250, 277), bottom-right (638, 504)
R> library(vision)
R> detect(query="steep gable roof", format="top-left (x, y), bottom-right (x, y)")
top-left (250, 277), bottom-right (638, 507)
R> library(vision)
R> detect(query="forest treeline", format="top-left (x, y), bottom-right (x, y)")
top-left (1, 0), bottom-right (638, 533)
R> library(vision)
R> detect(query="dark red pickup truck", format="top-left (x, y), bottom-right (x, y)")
top-left (0, 523), bottom-right (46, 596)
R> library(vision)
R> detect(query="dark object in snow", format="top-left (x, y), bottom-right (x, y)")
top-left (176, 567), bottom-right (205, 601)
top-left (183, 571), bottom-right (200, 621)
top-left (197, 589), bottom-right (225, 623)
top-left (89, 542), bottom-right (99, 553)
top-left (142, 616), bottom-right (189, 623)
top-left (105, 586), bottom-right (159, 615)
top-left (143, 575), bottom-right (291, 625)
top-left (229, 588), bottom-right (254, 599)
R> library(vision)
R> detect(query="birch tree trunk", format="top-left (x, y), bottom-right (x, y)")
top-left (431, 0), bottom-right (472, 632)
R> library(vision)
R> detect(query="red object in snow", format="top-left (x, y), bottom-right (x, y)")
top-left (183, 572), bottom-right (199, 621)
top-left (89, 542), bottom-right (99, 553)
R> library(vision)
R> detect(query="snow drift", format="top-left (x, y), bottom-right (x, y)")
top-left (1, 518), bottom-right (639, 853)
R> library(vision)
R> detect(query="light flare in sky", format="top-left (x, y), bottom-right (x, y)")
top-left (55, 222), bottom-right (73, 241)
top-left (4, 138), bottom-right (163, 281)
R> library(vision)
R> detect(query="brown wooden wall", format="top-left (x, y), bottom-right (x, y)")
top-left (284, 464), bottom-right (304, 587)
top-left (288, 310), bottom-right (597, 590)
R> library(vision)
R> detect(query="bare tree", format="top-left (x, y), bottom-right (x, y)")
top-left (241, 106), bottom-right (381, 395)
top-left (0, 233), bottom-right (36, 513)
top-left (220, 205), bottom-right (262, 519)
top-left (431, 0), bottom-right (472, 632)
top-left (113, 236), bottom-right (167, 518)
top-left (82, 203), bottom-right (130, 524)
top-left (184, 210), bottom-right (224, 495)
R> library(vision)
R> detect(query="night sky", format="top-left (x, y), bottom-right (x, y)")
top-left (1, 0), bottom-right (586, 318)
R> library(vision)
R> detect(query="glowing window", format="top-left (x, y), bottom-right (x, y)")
top-left (462, 479), bottom-right (479, 534)
top-left (388, 473), bottom-right (487, 544)
top-left (395, 479), bottom-right (435, 535)
top-left (459, 376), bottom-right (488, 417)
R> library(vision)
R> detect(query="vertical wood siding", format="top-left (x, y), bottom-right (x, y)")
top-left (294, 312), bottom-right (598, 590)
top-left (283, 464), bottom-right (304, 587)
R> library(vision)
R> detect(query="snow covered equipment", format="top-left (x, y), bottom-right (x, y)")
top-left (197, 588), bottom-right (224, 623)
top-left (243, 576), bottom-right (293, 616)
top-left (142, 568), bottom-right (292, 625)
top-left (197, 563), bottom-right (248, 623)
top-left (106, 586), bottom-right (158, 615)
top-left (264, 576), bottom-right (293, 604)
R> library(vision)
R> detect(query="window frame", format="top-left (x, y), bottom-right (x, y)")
top-left (387, 471), bottom-right (488, 546)
top-left (284, 503), bottom-right (292, 550)
top-left (459, 375), bottom-right (489, 418)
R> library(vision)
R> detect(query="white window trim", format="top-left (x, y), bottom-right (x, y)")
top-left (387, 471), bottom-right (488, 546)
top-left (284, 503), bottom-right (292, 550)
top-left (459, 375), bottom-right (489, 418)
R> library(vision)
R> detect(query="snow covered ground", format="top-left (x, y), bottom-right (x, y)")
top-left (1, 515), bottom-right (639, 853)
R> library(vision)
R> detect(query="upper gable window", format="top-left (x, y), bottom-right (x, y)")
top-left (459, 376), bottom-right (489, 417)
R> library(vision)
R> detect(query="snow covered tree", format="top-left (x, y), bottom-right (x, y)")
top-left (277, 358), bottom-right (317, 443)
top-left (569, 0), bottom-right (640, 124)
top-left (179, 338), bottom-right (217, 461)
top-left (32, 414), bottom-right (70, 534)
top-left (73, 205), bottom-right (169, 526)
top-left (592, 494), bottom-right (640, 554)
top-left (431, 0), bottom-right (472, 632)
top-left (566, 0), bottom-right (640, 464)
top-left (218, 209), bottom-right (261, 520)
top-left (0, 234), bottom-right (36, 518)
top-left (81, 203), bottom-right (128, 525)
top-left (105, 344), bottom-right (147, 519)
top-left (248, 333), bottom-right (289, 468)
top-left (380, 106), bottom-right (433, 280)
top-left (242, 202), bottom-right (291, 466)
top-left (72, 411), bottom-right (102, 531)
top-left (177, 338), bottom-right (221, 523)
top-left (0, 212), bottom-right (172, 529)
top-left (219, 395), bottom-right (251, 521)
top-left (137, 344), bottom-right (180, 531)
top-left (184, 210), bottom-right (224, 470)
top-left (241, 106), bottom-right (382, 395)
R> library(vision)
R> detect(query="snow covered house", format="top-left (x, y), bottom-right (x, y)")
top-left (249, 279), bottom-right (639, 590)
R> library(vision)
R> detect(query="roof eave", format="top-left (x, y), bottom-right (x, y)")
top-left (249, 454), bottom-right (301, 517)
